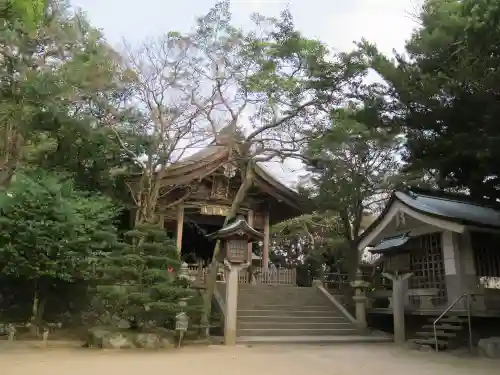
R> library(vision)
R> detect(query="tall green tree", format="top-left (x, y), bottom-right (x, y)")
top-left (0, 0), bottom-right (135, 192)
top-left (302, 105), bottom-right (402, 282)
top-left (0, 170), bottom-right (120, 326)
top-left (359, 0), bottom-right (500, 200)
top-left (186, 2), bottom-right (365, 328)
top-left (95, 225), bottom-right (195, 329)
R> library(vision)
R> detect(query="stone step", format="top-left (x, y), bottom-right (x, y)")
top-left (239, 284), bottom-right (316, 292)
top-left (238, 322), bottom-right (351, 330)
top-left (236, 335), bottom-right (393, 345)
top-left (238, 300), bottom-right (329, 306)
top-left (238, 295), bottom-right (325, 300)
top-left (427, 317), bottom-right (467, 324)
top-left (238, 315), bottom-right (347, 323)
top-left (421, 324), bottom-right (463, 331)
top-left (237, 309), bottom-right (344, 317)
top-left (237, 304), bottom-right (333, 311)
top-left (236, 328), bottom-right (358, 336)
top-left (415, 331), bottom-right (457, 338)
top-left (412, 338), bottom-right (448, 348)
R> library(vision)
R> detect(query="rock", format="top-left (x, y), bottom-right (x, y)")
top-left (85, 327), bottom-right (177, 350)
top-left (478, 337), bottom-right (500, 359)
top-left (86, 327), bottom-right (110, 347)
top-left (102, 332), bottom-right (135, 349)
top-left (116, 319), bottom-right (131, 329)
top-left (135, 333), bottom-right (161, 349)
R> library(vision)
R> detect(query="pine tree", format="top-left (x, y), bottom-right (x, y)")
top-left (96, 224), bottom-right (195, 330)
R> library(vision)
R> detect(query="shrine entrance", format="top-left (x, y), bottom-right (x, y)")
top-left (180, 218), bottom-right (220, 263)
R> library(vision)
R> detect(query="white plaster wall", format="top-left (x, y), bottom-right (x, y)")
top-left (442, 231), bottom-right (458, 276)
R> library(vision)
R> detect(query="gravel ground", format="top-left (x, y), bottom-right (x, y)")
top-left (1, 343), bottom-right (498, 375)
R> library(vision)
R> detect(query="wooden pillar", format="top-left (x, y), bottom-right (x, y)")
top-left (176, 204), bottom-right (184, 254)
top-left (157, 213), bottom-right (165, 228)
top-left (262, 212), bottom-right (270, 271)
top-left (247, 209), bottom-right (254, 260)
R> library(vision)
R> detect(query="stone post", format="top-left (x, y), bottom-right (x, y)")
top-left (382, 272), bottom-right (412, 344)
top-left (350, 269), bottom-right (370, 331)
top-left (223, 260), bottom-right (249, 345)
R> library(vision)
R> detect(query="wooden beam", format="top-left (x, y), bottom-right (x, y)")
top-left (247, 209), bottom-right (254, 260)
top-left (176, 204), bottom-right (184, 253)
top-left (263, 211), bottom-right (270, 271)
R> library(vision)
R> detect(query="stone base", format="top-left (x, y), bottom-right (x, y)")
top-left (85, 327), bottom-right (176, 349)
top-left (478, 337), bottom-right (500, 359)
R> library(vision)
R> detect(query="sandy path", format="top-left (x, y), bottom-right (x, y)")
top-left (1, 343), bottom-right (498, 375)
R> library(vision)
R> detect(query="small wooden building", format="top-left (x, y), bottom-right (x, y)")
top-left (130, 128), bottom-right (305, 274)
top-left (358, 188), bottom-right (500, 315)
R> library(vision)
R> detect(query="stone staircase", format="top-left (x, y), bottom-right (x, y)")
top-left (412, 316), bottom-right (469, 350)
top-left (236, 285), bottom-right (358, 338)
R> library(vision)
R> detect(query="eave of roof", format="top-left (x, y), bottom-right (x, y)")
top-left (369, 232), bottom-right (410, 254)
top-left (162, 143), bottom-right (305, 212)
top-left (206, 216), bottom-right (264, 241)
top-left (357, 188), bottom-right (500, 248)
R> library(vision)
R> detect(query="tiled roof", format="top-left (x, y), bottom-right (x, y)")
top-left (396, 188), bottom-right (500, 228)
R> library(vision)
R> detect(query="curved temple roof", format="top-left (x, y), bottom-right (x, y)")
top-left (206, 215), bottom-right (264, 241)
top-left (393, 189), bottom-right (500, 228)
top-left (159, 128), bottom-right (305, 212)
top-left (358, 187), bottom-right (500, 250)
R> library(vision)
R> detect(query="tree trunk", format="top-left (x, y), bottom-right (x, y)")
top-left (30, 285), bottom-right (47, 337)
top-left (200, 162), bottom-right (254, 334)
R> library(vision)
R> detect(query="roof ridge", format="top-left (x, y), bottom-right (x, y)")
top-left (401, 187), bottom-right (500, 210)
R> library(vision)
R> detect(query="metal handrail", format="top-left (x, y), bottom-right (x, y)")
top-left (433, 293), bottom-right (473, 352)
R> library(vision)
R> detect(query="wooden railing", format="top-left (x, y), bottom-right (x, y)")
top-left (186, 263), bottom-right (297, 285)
top-left (240, 267), bottom-right (297, 285)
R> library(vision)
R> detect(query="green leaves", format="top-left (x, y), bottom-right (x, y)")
top-left (358, 0), bottom-right (500, 199)
top-left (0, 170), bottom-right (120, 282)
top-left (94, 224), bottom-right (192, 325)
top-left (7, 0), bottom-right (46, 30)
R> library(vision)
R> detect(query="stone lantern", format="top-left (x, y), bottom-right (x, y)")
top-left (207, 216), bottom-right (263, 345)
top-left (207, 215), bottom-right (263, 264)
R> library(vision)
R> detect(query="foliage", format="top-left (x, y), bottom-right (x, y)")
top-left (6, 0), bottom-right (46, 29)
top-left (95, 225), bottom-right (196, 328)
top-left (271, 213), bottom-right (345, 266)
top-left (187, 1), bottom-right (366, 327)
top-left (301, 104), bottom-right (402, 278)
top-left (0, 169), bottom-right (120, 322)
top-left (358, 0), bottom-right (500, 200)
top-left (0, 0), bottom-right (137, 192)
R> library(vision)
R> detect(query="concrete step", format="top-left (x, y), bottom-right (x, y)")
top-left (238, 315), bottom-right (347, 323)
top-left (237, 304), bottom-right (333, 311)
top-left (238, 322), bottom-right (352, 330)
top-left (236, 334), bottom-right (392, 345)
top-left (415, 331), bottom-right (457, 338)
top-left (237, 309), bottom-right (344, 317)
top-left (236, 328), bottom-right (358, 336)
top-left (238, 300), bottom-right (330, 306)
top-left (422, 324), bottom-right (463, 331)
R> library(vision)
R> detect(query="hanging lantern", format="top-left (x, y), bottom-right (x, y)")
top-left (223, 163), bottom-right (236, 178)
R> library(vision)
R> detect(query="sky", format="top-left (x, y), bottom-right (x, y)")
top-left (71, 0), bottom-right (423, 187)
